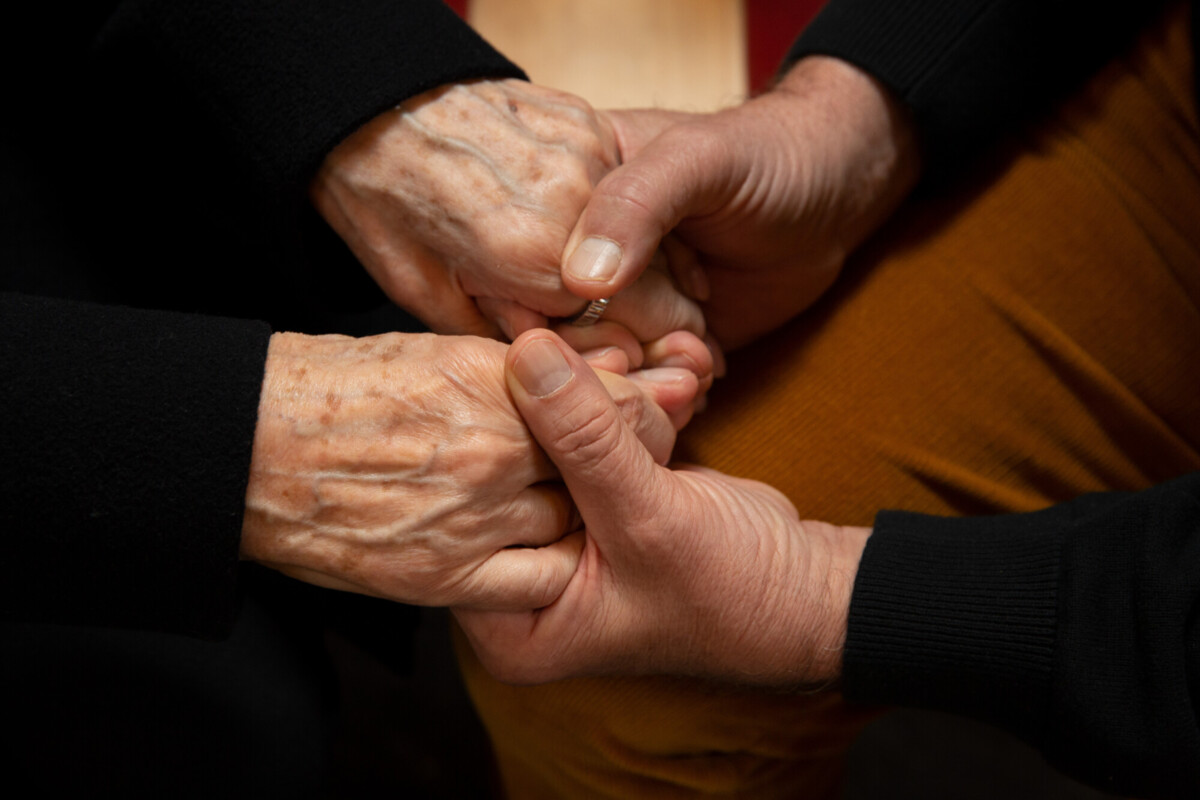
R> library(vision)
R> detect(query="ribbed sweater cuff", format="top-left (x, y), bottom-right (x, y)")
top-left (786, 0), bottom-right (996, 98)
top-left (99, 0), bottom-right (526, 190)
top-left (785, 0), bottom-right (1163, 175)
top-left (844, 506), bottom-right (1064, 745)
top-left (0, 294), bottom-right (271, 638)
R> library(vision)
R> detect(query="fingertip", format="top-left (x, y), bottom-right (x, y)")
top-left (564, 236), bottom-right (623, 287)
top-left (626, 367), bottom-right (700, 434)
top-left (666, 404), bottom-right (696, 434)
top-left (704, 332), bottom-right (728, 379)
top-left (643, 330), bottom-right (714, 385)
top-left (562, 187), bottom-right (667, 301)
top-left (580, 346), bottom-right (631, 375)
top-left (627, 366), bottom-right (698, 399)
top-left (552, 320), bottom-right (643, 372)
top-left (527, 531), bottom-right (586, 609)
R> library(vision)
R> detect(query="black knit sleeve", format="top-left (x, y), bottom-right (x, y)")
top-left (0, 293), bottom-right (272, 638)
top-left (94, 0), bottom-right (526, 191)
top-left (844, 473), bottom-right (1200, 799)
top-left (786, 0), bottom-right (1165, 171)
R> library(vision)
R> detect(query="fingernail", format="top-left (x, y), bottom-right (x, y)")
top-left (657, 353), bottom-right (701, 375)
top-left (495, 316), bottom-right (516, 341)
top-left (628, 367), bottom-right (690, 386)
top-left (580, 346), bottom-right (619, 362)
top-left (513, 338), bottom-right (573, 397)
top-left (566, 237), bottom-right (622, 283)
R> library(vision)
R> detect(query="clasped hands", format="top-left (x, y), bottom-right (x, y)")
top-left (246, 58), bottom-right (917, 687)
top-left (244, 78), bottom-right (715, 617)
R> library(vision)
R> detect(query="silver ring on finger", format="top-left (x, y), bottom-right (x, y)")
top-left (571, 297), bottom-right (610, 326)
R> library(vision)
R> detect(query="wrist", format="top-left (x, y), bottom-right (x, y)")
top-left (775, 55), bottom-right (919, 165)
top-left (773, 55), bottom-right (922, 252)
top-left (800, 522), bottom-right (872, 685)
top-left (239, 332), bottom-right (299, 563)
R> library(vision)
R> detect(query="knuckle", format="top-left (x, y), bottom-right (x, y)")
top-left (613, 390), bottom-right (648, 436)
top-left (626, 270), bottom-right (705, 337)
top-left (596, 170), bottom-right (665, 227)
top-left (547, 401), bottom-right (628, 480)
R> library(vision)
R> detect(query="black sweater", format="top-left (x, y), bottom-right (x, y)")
top-left (791, 1), bottom-right (1200, 796)
top-left (1, 0), bottom-right (524, 636)
top-left (2, 2), bottom-right (1196, 796)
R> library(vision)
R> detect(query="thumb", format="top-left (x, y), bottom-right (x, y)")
top-left (604, 108), bottom-right (701, 162)
top-left (561, 119), bottom-right (725, 299)
top-left (506, 330), bottom-right (663, 529)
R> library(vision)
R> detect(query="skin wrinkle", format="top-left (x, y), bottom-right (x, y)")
top-left (252, 76), bottom-right (732, 606)
top-left (243, 331), bottom-right (571, 582)
top-left (460, 80), bottom-right (587, 133)
top-left (406, 90), bottom-right (607, 217)
top-left (313, 79), bottom-right (706, 339)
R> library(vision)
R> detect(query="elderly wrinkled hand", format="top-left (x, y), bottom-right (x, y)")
top-left (454, 329), bottom-right (870, 684)
top-left (239, 330), bottom-right (700, 610)
top-left (562, 57), bottom-right (921, 349)
top-left (311, 78), bottom-right (704, 346)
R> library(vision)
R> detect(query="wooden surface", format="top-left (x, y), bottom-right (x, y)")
top-left (469, 0), bottom-right (747, 111)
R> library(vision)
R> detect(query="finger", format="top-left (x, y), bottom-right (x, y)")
top-left (552, 319), bottom-right (643, 370)
top-left (408, 284), bottom-right (501, 339)
top-left (476, 296), bottom-right (549, 341)
top-left (704, 332), bottom-right (728, 379)
top-left (352, 239), bottom-right (503, 339)
top-left (599, 267), bottom-right (706, 341)
top-left (641, 330), bottom-right (715, 394)
top-left (603, 108), bottom-right (703, 162)
top-left (579, 346), bottom-right (630, 375)
top-left (506, 330), bottom-right (667, 528)
top-left (456, 531), bottom-right (585, 612)
top-left (661, 234), bottom-right (710, 302)
top-left (595, 368), bottom-right (693, 456)
top-left (502, 483), bottom-right (579, 548)
top-left (625, 371), bottom-right (697, 433)
top-left (561, 121), bottom-right (727, 300)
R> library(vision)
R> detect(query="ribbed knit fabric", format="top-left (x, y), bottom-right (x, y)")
top-left (94, 0), bottom-right (525, 191)
top-left (1047, 476), bottom-right (1200, 797)
top-left (0, 293), bottom-right (271, 637)
top-left (788, 0), bottom-right (1167, 171)
top-left (844, 508), bottom-right (1064, 743)
top-left (847, 475), bottom-right (1200, 798)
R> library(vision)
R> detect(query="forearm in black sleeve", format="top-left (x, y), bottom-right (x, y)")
top-left (0, 293), bottom-right (272, 638)
top-left (786, 0), bottom-right (1166, 172)
top-left (95, 0), bottom-right (526, 191)
top-left (844, 473), bottom-right (1200, 799)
